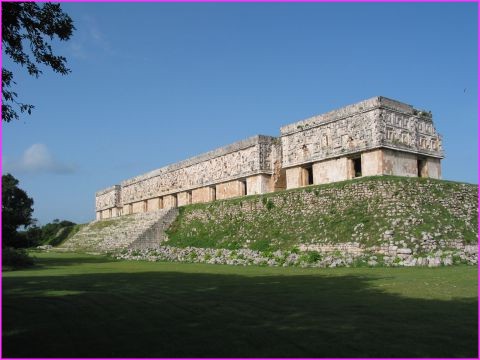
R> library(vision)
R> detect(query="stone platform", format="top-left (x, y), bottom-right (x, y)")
top-left (64, 208), bottom-right (178, 252)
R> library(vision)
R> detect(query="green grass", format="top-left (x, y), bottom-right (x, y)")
top-left (165, 176), bottom-right (478, 250)
top-left (3, 252), bottom-right (477, 357)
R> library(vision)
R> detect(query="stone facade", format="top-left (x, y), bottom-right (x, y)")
top-left (280, 96), bottom-right (443, 188)
top-left (96, 96), bottom-right (444, 219)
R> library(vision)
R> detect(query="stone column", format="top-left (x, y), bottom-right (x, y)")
top-left (163, 194), bottom-right (178, 208)
top-left (312, 158), bottom-right (349, 184)
top-left (246, 174), bottom-right (272, 195)
top-left (216, 180), bottom-right (245, 200)
top-left (177, 191), bottom-right (192, 206)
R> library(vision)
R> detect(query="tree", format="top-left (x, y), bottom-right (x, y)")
top-left (2, 2), bottom-right (75, 122)
top-left (2, 173), bottom-right (34, 247)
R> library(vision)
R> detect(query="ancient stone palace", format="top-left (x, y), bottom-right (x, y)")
top-left (96, 96), bottom-right (443, 220)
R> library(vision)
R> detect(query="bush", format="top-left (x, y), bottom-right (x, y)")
top-left (299, 250), bottom-right (321, 264)
top-left (306, 251), bottom-right (321, 263)
top-left (3, 247), bottom-right (34, 269)
top-left (265, 199), bottom-right (275, 210)
top-left (48, 224), bottom-right (80, 246)
top-left (250, 239), bottom-right (272, 251)
top-left (15, 220), bottom-right (78, 248)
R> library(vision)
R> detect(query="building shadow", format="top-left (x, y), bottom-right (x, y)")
top-left (3, 268), bottom-right (477, 358)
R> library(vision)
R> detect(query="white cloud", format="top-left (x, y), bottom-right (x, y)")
top-left (69, 15), bottom-right (113, 60)
top-left (69, 41), bottom-right (88, 60)
top-left (4, 144), bottom-right (75, 175)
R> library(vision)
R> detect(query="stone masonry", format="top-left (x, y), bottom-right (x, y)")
top-left (65, 208), bottom-right (179, 252)
top-left (96, 96), bottom-right (443, 220)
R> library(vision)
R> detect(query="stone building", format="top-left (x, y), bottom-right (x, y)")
top-left (95, 96), bottom-right (443, 220)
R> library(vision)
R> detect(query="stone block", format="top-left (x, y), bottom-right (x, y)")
top-left (101, 209), bottom-right (110, 219)
top-left (246, 174), bottom-right (272, 195)
top-left (361, 149), bottom-right (383, 176)
top-left (192, 187), bottom-right (215, 204)
top-left (147, 197), bottom-right (162, 211)
top-left (163, 194), bottom-right (178, 208)
top-left (216, 180), bottom-right (245, 200)
top-left (426, 157), bottom-right (441, 179)
top-left (177, 192), bottom-right (192, 206)
top-left (382, 149), bottom-right (418, 177)
top-left (286, 167), bottom-right (303, 189)
top-left (312, 157), bottom-right (349, 184)
top-left (132, 201), bottom-right (146, 214)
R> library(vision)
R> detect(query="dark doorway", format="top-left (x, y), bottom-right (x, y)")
top-left (417, 159), bottom-right (427, 177)
top-left (302, 165), bottom-right (314, 186)
top-left (240, 179), bottom-right (247, 196)
top-left (210, 187), bottom-right (216, 201)
top-left (353, 158), bottom-right (362, 177)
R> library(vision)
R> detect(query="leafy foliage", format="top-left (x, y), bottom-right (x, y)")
top-left (2, 2), bottom-right (75, 122)
top-left (2, 174), bottom-right (34, 247)
top-left (2, 247), bottom-right (34, 269)
top-left (17, 219), bottom-right (78, 248)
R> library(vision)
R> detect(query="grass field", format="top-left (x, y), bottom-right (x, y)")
top-left (2, 252), bottom-right (478, 357)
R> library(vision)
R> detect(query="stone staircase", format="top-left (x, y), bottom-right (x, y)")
top-left (63, 208), bottom-right (179, 252)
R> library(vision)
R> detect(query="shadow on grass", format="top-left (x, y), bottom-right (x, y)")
top-left (3, 267), bottom-right (477, 358)
top-left (25, 254), bottom-right (117, 269)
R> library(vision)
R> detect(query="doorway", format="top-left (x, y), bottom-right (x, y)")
top-left (240, 179), bottom-right (247, 196)
top-left (353, 157), bottom-right (362, 178)
top-left (301, 165), bottom-right (314, 186)
top-left (417, 158), bottom-right (427, 177)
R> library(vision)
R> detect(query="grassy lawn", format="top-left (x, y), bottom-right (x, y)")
top-left (3, 252), bottom-right (478, 358)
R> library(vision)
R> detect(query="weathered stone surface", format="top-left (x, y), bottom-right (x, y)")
top-left (192, 187), bottom-right (215, 204)
top-left (120, 135), bottom-right (280, 204)
top-left (280, 96), bottom-right (443, 169)
top-left (64, 208), bottom-right (178, 252)
top-left (95, 185), bottom-right (121, 212)
top-left (95, 96), bottom-right (444, 219)
top-left (216, 180), bottom-right (245, 200)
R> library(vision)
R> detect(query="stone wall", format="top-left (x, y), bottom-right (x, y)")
top-left (312, 157), bottom-right (350, 185)
top-left (164, 177), bottom-right (478, 263)
top-left (120, 135), bottom-right (279, 205)
top-left (95, 185), bottom-right (121, 211)
top-left (177, 192), bottom-right (192, 207)
top-left (216, 180), bottom-right (246, 200)
top-left (382, 149), bottom-right (418, 177)
top-left (64, 208), bottom-right (179, 252)
top-left (280, 96), bottom-right (443, 170)
top-left (192, 187), bottom-right (215, 204)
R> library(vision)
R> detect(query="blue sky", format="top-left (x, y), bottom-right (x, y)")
top-left (2, 2), bottom-right (478, 225)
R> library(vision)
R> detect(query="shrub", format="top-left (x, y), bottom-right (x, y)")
top-left (250, 239), bottom-right (271, 251)
top-left (290, 246), bottom-right (300, 254)
top-left (299, 250), bottom-right (321, 264)
top-left (3, 247), bottom-right (34, 269)
top-left (260, 198), bottom-right (275, 211)
top-left (306, 250), bottom-right (321, 263)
